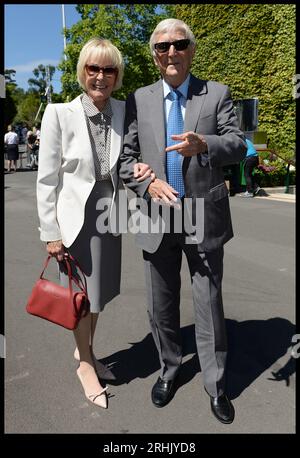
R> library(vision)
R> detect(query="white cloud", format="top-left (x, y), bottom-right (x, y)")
top-left (11, 59), bottom-right (59, 73)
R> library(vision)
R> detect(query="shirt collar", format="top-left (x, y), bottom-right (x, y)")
top-left (163, 74), bottom-right (190, 100)
top-left (81, 92), bottom-right (112, 119)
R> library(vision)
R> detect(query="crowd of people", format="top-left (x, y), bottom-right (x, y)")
top-left (4, 123), bottom-right (41, 172)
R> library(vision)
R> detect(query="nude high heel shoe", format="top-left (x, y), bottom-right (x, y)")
top-left (74, 347), bottom-right (116, 381)
top-left (76, 368), bottom-right (108, 409)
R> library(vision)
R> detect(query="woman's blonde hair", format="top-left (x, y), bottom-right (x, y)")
top-left (77, 38), bottom-right (124, 92)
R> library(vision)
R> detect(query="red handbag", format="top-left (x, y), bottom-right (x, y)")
top-left (26, 254), bottom-right (90, 330)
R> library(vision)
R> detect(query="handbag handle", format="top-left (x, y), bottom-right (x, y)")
top-left (65, 253), bottom-right (88, 294)
top-left (39, 255), bottom-right (89, 302)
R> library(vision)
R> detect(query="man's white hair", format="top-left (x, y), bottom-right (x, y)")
top-left (149, 18), bottom-right (196, 56)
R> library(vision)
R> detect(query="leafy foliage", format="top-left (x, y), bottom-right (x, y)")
top-left (4, 69), bottom-right (24, 129)
top-left (9, 4), bottom-right (294, 167)
top-left (14, 93), bottom-right (41, 127)
top-left (255, 163), bottom-right (295, 187)
top-left (171, 4), bottom-right (295, 162)
top-left (5, 65), bottom-right (60, 128)
top-left (59, 4), bottom-right (169, 100)
top-left (5, 69), bottom-right (16, 84)
top-left (28, 64), bottom-right (56, 95)
top-left (4, 85), bottom-right (18, 129)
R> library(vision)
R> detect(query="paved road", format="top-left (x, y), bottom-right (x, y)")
top-left (4, 170), bottom-right (295, 438)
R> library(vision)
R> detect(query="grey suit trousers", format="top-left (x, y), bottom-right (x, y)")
top-left (143, 229), bottom-right (227, 398)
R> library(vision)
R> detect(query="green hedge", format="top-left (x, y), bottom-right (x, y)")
top-left (254, 165), bottom-right (295, 188)
top-left (171, 4), bottom-right (296, 164)
top-left (224, 162), bottom-right (295, 189)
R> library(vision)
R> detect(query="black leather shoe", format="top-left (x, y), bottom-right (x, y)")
top-left (210, 393), bottom-right (235, 424)
top-left (151, 376), bottom-right (177, 408)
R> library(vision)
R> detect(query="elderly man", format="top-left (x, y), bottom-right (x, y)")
top-left (119, 18), bottom-right (246, 424)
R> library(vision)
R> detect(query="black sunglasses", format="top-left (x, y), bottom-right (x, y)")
top-left (154, 39), bottom-right (191, 54)
top-left (85, 64), bottom-right (118, 77)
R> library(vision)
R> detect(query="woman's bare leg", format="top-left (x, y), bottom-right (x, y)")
top-left (73, 312), bottom-right (107, 408)
top-left (74, 311), bottom-right (114, 379)
top-left (74, 312), bottom-right (98, 358)
top-left (90, 312), bottom-right (99, 349)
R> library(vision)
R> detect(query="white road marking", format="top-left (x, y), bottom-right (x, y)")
top-left (6, 371), bottom-right (30, 382)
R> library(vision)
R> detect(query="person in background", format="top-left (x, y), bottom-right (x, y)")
top-left (33, 123), bottom-right (41, 141)
top-left (119, 18), bottom-right (246, 424)
top-left (26, 130), bottom-right (38, 169)
top-left (240, 138), bottom-right (260, 197)
top-left (15, 124), bottom-right (23, 144)
top-left (4, 125), bottom-right (19, 172)
top-left (222, 162), bottom-right (240, 196)
top-left (21, 123), bottom-right (28, 144)
top-left (36, 37), bottom-right (153, 409)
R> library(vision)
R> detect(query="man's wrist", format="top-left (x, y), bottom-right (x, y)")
top-left (143, 190), bottom-right (152, 202)
top-left (199, 134), bottom-right (208, 154)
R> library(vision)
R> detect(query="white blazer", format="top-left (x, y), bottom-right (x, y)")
top-left (36, 94), bottom-right (125, 248)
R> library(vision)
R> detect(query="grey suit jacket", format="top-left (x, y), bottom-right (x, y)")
top-left (118, 74), bottom-right (247, 253)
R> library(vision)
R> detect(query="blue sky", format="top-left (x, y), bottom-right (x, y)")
top-left (5, 4), bottom-right (81, 93)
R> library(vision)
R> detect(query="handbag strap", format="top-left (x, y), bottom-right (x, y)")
top-left (39, 255), bottom-right (88, 298)
top-left (64, 256), bottom-right (89, 318)
top-left (66, 253), bottom-right (88, 294)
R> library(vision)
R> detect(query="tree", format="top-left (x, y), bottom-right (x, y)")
top-left (4, 85), bottom-right (17, 130)
top-left (4, 68), bottom-right (18, 130)
top-left (171, 4), bottom-right (295, 162)
top-left (5, 69), bottom-right (16, 84)
top-left (51, 93), bottom-right (64, 103)
top-left (4, 66), bottom-right (62, 129)
top-left (58, 4), bottom-right (169, 100)
top-left (14, 93), bottom-right (41, 127)
top-left (28, 64), bottom-right (56, 95)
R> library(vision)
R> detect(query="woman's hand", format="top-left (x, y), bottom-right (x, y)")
top-left (134, 162), bottom-right (156, 182)
top-left (147, 178), bottom-right (178, 205)
top-left (46, 240), bottom-right (65, 262)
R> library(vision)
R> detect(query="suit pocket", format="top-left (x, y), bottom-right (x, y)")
top-left (209, 183), bottom-right (228, 201)
top-left (199, 112), bottom-right (213, 120)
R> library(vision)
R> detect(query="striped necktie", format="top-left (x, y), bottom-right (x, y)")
top-left (166, 89), bottom-right (185, 198)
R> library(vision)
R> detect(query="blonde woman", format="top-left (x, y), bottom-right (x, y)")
top-left (37, 38), bottom-right (153, 408)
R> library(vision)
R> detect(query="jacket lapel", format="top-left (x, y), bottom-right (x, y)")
top-left (68, 95), bottom-right (95, 177)
top-left (110, 98), bottom-right (124, 170)
top-left (67, 95), bottom-right (124, 175)
top-left (148, 81), bottom-right (166, 163)
top-left (184, 75), bottom-right (207, 132)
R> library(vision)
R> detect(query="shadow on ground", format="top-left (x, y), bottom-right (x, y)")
top-left (100, 317), bottom-right (295, 399)
top-left (4, 168), bottom-right (37, 174)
